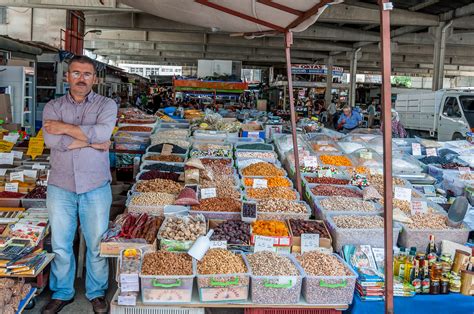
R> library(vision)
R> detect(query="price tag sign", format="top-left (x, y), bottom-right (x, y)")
top-left (161, 143), bottom-right (173, 156)
top-left (248, 131), bottom-right (261, 139)
top-left (11, 151), bottom-right (23, 159)
top-left (426, 148), bottom-right (437, 157)
top-left (27, 137), bottom-right (44, 160)
top-left (5, 182), bottom-right (18, 193)
top-left (360, 151), bottom-right (373, 160)
top-left (317, 141), bottom-right (329, 145)
top-left (23, 170), bottom-right (37, 179)
top-left (254, 235), bottom-right (275, 252)
top-left (118, 295), bottom-right (136, 306)
top-left (301, 234), bottom-right (320, 254)
top-left (200, 188), bottom-right (217, 199)
top-left (10, 172), bottom-right (24, 182)
top-left (252, 179), bottom-right (268, 189)
top-left (459, 167), bottom-right (471, 175)
top-left (411, 200), bottom-right (428, 215)
top-left (32, 163), bottom-right (46, 170)
top-left (0, 140), bottom-right (14, 153)
top-left (423, 185), bottom-right (436, 197)
top-left (394, 186), bottom-right (412, 202)
top-left (210, 241), bottom-right (227, 249)
top-left (0, 153), bottom-right (13, 165)
top-left (3, 134), bottom-right (19, 143)
top-left (412, 143), bottom-right (422, 156)
top-left (0, 169), bottom-right (6, 176)
top-left (303, 156), bottom-right (318, 168)
top-left (120, 273), bottom-right (139, 292)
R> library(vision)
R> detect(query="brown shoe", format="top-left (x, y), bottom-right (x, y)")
top-left (41, 298), bottom-right (74, 314)
top-left (90, 297), bottom-right (109, 314)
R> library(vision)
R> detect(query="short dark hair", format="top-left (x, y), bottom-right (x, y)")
top-left (69, 55), bottom-right (97, 72)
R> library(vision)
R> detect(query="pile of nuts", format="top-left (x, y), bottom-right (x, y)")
top-left (192, 197), bottom-right (242, 212)
top-left (143, 163), bottom-right (184, 172)
top-left (242, 162), bottom-right (285, 176)
top-left (216, 186), bottom-right (241, 199)
top-left (129, 192), bottom-right (176, 206)
top-left (118, 126), bottom-right (153, 132)
top-left (310, 185), bottom-right (362, 198)
top-left (247, 187), bottom-right (297, 200)
top-left (304, 177), bottom-right (349, 185)
top-left (24, 186), bottom-right (47, 199)
top-left (319, 197), bottom-right (377, 212)
top-left (141, 252), bottom-right (193, 276)
top-left (236, 151), bottom-right (276, 161)
top-left (211, 220), bottom-right (250, 245)
top-left (139, 170), bottom-right (181, 181)
top-left (0, 279), bottom-right (32, 314)
top-left (135, 179), bottom-right (183, 194)
top-left (145, 154), bottom-right (184, 162)
top-left (257, 199), bottom-right (307, 214)
top-left (159, 215), bottom-right (206, 241)
top-left (289, 219), bottom-right (329, 238)
top-left (247, 251), bottom-right (298, 276)
top-left (333, 215), bottom-right (384, 229)
top-left (296, 251), bottom-right (351, 276)
top-left (197, 249), bottom-right (247, 274)
top-left (380, 199), bottom-right (411, 215)
top-left (319, 155), bottom-right (353, 167)
top-left (243, 177), bottom-right (291, 188)
top-left (405, 213), bottom-right (457, 230)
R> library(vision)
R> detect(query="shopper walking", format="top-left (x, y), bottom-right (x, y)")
top-left (42, 56), bottom-right (117, 314)
top-left (367, 101), bottom-right (376, 128)
top-left (336, 105), bottom-right (362, 134)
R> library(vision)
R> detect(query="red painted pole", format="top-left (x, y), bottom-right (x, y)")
top-left (284, 31), bottom-right (302, 195)
top-left (379, 1), bottom-right (394, 313)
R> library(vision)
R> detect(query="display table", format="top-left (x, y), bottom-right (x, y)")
top-left (346, 293), bottom-right (474, 314)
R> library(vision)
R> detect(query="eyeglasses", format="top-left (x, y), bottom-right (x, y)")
top-left (70, 71), bottom-right (95, 80)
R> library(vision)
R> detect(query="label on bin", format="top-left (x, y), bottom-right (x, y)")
top-left (360, 151), bottom-right (373, 160)
top-left (301, 234), bottom-right (320, 254)
top-left (426, 148), bottom-right (437, 157)
top-left (412, 143), bottom-right (422, 156)
top-left (248, 131), bottom-right (261, 139)
top-left (5, 182), bottom-right (18, 193)
top-left (459, 167), bottom-right (471, 175)
top-left (200, 188), bottom-right (217, 199)
top-left (303, 156), bottom-right (318, 168)
top-left (118, 295), bottom-right (136, 306)
top-left (23, 170), bottom-right (37, 179)
top-left (423, 185), bottom-right (436, 197)
top-left (277, 276), bottom-right (298, 288)
top-left (0, 153), bottom-right (14, 165)
top-left (161, 144), bottom-right (173, 155)
top-left (411, 201), bottom-right (428, 215)
top-left (120, 273), bottom-right (139, 292)
top-left (32, 163), bottom-right (45, 170)
top-left (394, 187), bottom-right (412, 202)
top-left (11, 151), bottom-right (23, 159)
top-left (210, 241), bottom-right (227, 249)
top-left (200, 287), bottom-right (248, 302)
top-left (0, 169), bottom-right (6, 176)
top-left (252, 179), bottom-right (268, 189)
top-left (10, 172), bottom-right (24, 182)
top-left (254, 236), bottom-right (275, 252)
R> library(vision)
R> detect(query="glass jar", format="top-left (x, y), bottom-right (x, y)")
top-left (430, 262), bottom-right (442, 281)
top-left (430, 279), bottom-right (440, 294)
top-left (449, 274), bottom-right (461, 293)
top-left (440, 278), bottom-right (449, 294)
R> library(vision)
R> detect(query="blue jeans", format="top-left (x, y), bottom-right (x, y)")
top-left (47, 183), bottom-right (111, 301)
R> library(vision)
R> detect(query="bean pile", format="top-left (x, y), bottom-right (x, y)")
top-left (243, 177), bottom-right (291, 188)
top-left (305, 177), bottom-right (350, 185)
top-left (296, 251), bottom-right (350, 276)
top-left (247, 187), bottom-right (297, 200)
top-left (143, 163), bottom-right (184, 172)
top-left (289, 219), bottom-right (329, 238)
top-left (197, 249), bottom-right (247, 274)
top-left (0, 191), bottom-right (24, 198)
top-left (139, 170), bottom-right (180, 181)
top-left (135, 178), bottom-right (182, 194)
top-left (159, 215), bottom-right (206, 241)
top-left (118, 126), bottom-right (153, 132)
top-left (148, 143), bottom-right (187, 154)
top-left (320, 155), bottom-right (353, 167)
top-left (257, 199), bottom-right (307, 214)
top-left (310, 185), bottom-right (362, 198)
top-left (319, 197), bottom-right (377, 212)
top-left (405, 213), bottom-right (457, 230)
top-left (24, 186), bottom-right (47, 199)
top-left (236, 151), bottom-right (276, 160)
top-left (236, 143), bottom-right (273, 151)
top-left (129, 192), bottom-right (176, 206)
top-left (211, 220), bottom-right (250, 245)
top-left (242, 162), bottom-right (285, 176)
top-left (247, 251), bottom-right (298, 276)
top-left (145, 154), bottom-right (184, 162)
top-left (333, 215), bottom-right (384, 229)
top-left (192, 197), bottom-right (241, 212)
top-left (252, 220), bottom-right (288, 236)
top-left (141, 252), bottom-right (193, 276)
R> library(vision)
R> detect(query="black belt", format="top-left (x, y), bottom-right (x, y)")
top-left (343, 126), bottom-right (358, 131)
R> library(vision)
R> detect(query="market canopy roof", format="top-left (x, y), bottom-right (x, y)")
top-left (121, 0), bottom-right (341, 34)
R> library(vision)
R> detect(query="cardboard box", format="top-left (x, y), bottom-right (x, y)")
top-left (100, 239), bottom-right (157, 257)
top-left (0, 95), bottom-right (12, 123)
top-left (287, 219), bottom-right (333, 252)
top-left (241, 123), bottom-right (265, 139)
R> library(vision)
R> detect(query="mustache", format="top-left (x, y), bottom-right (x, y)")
top-left (75, 82), bottom-right (87, 86)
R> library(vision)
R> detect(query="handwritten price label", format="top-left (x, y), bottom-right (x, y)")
top-left (210, 241), bottom-right (227, 249)
top-left (301, 234), bottom-right (320, 254)
top-left (253, 179), bottom-right (268, 188)
top-left (412, 143), bottom-right (422, 156)
top-left (254, 235), bottom-right (275, 252)
top-left (5, 182), bottom-right (18, 193)
top-left (394, 187), bottom-right (412, 202)
top-left (411, 201), bottom-right (428, 215)
top-left (200, 188), bottom-right (217, 199)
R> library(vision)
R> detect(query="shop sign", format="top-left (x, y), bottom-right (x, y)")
top-left (291, 64), bottom-right (344, 76)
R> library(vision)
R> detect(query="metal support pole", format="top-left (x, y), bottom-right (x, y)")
top-left (284, 31), bottom-right (302, 195)
top-left (349, 48), bottom-right (361, 108)
top-left (432, 21), bottom-right (453, 91)
top-left (379, 1), bottom-right (394, 313)
top-left (325, 56), bottom-right (333, 108)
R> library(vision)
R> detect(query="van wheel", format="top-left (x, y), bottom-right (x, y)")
top-left (452, 133), bottom-right (465, 140)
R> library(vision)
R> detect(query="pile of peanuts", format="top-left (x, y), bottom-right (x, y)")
top-left (129, 192), bottom-right (176, 206)
top-left (333, 215), bottom-right (384, 229)
top-left (247, 251), bottom-right (298, 276)
top-left (257, 199), bottom-right (307, 213)
top-left (247, 187), bottom-right (297, 200)
top-left (197, 249), bottom-right (247, 274)
top-left (405, 213), bottom-right (456, 230)
top-left (296, 251), bottom-right (351, 276)
top-left (135, 179), bottom-right (183, 194)
top-left (141, 252), bottom-right (193, 275)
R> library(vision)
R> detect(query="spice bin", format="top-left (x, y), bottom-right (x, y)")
top-left (246, 253), bottom-right (304, 304)
top-left (296, 253), bottom-right (358, 305)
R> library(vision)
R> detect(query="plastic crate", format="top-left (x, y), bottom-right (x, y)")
top-left (21, 198), bottom-right (46, 209)
top-left (256, 201), bottom-right (311, 221)
top-left (195, 252), bottom-right (250, 303)
top-left (313, 197), bottom-right (382, 220)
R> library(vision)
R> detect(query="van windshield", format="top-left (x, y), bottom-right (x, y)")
top-left (460, 96), bottom-right (474, 128)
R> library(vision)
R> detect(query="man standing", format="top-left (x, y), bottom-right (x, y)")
top-left (42, 56), bottom-right (117, 314)
top-left (337, 105), bottom-right (362, 133)
top-left (327, 101), bottom-right (337, 129)
top-left (367, 101), bottom-right (376, 128)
